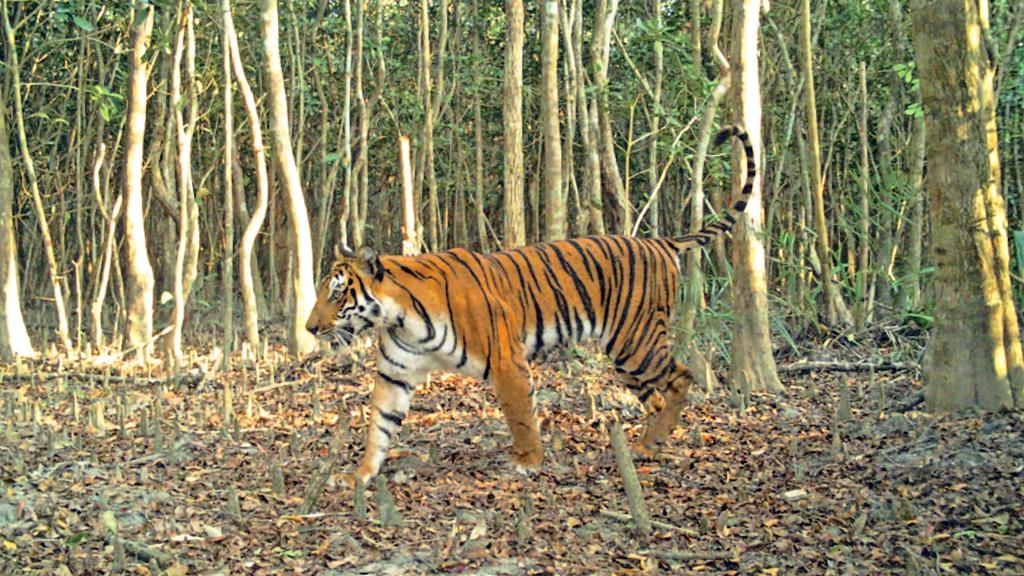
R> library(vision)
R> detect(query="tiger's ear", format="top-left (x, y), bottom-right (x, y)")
top-left (335, 244), bottom-right (355, 260)
top-left (355, 246), bottom-right (384, 281)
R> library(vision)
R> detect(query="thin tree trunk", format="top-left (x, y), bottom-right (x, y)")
top-left (800, 0), bottom-right (851, 327)
top-left (592, 0), bottom-right (630, 234)
top-left (855, 62), bottom-right (871, 330)
top-left (2, 0), bottom-right (72, 353)
top-left (503, 0), bottom-right (526, 247)
top-left (226, 0), bottom-right (270, 354)
top-left (729, 0), bottom-right (781, 394)
top-left (171, 5), bottom-right (197, 369)
top-left (222, 0), bottom-right (235, 366)
top-left (679, 0), bottom-right (729, 348)
top-left (260, 0), bottom-right (317, 355)
top-left (905, 113), bottom-right (926, 311)
top-left (122, 2), bottom-right (157, 362)
top-left (473, 0), bottom-right (487, 250)
top-left (0, 91), bottom-right (33, 358)
top-left (647, 0), bottom-right (663, 237)
top-left (541, 0), bottom-right (564, 240)
top-left (575, 0), bottom-right (602, 235)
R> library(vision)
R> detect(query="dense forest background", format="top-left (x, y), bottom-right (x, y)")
top-left (2, 1), bottom-right (1024, 573)
top-left (0, 0), bottom-right (1022, 370)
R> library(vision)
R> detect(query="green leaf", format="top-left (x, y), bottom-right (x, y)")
top-left (65, 532), bottom-right (89, 546)
top-left (72, 15), bottom-right (94, 32)
top-left (323, 152), bottom-right (340, 164)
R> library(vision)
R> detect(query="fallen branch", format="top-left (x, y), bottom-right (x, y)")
top-left (600, 509), bottom-right (699, 537)
top-left (644, 548), bottom-right (737, 561)
top-left (607, 420), bottom-right (652, 535)
top-left (777, 360), bottom-right (917, 373)
top-left (101, 510), bottom-right (174, 568)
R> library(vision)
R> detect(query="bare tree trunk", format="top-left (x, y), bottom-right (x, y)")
top-left (592, 0), bottom-right (630, 234)
top-left (122, 3), bottom-right (157, 362)
top-left (503, 0), bottom-right (526, 247)
top-left (855, 62), bottom-right (871, 331)
top-left (647, 0), bottom-right (663, 237)
top-left (222, 0), bottom-right (235, 365)
top-left (260, 0), bottom-right (317, 355)
top-left (2, 0), bottom-right (72, 353)
top-left (904, 113), bottom-right (926, 311)
top-left (800, 0), bottom-right (851, 328)
top-left (171, 5), bottom-right (197, 369)
top-left (90, 143), bottom-right (120, 353)
top-left (0, 92), bottom-right (33, 359)
top-left (679, 0), bottom-right (729, 348)
top-left (541, 0), bottom-right (564, 240)
top-left (729, 0), bottom-right (781, 394)
top-left (400, 136), bottom-right (420, 256)
top-left (912, 0), bottom-right (1024, 409)
top-left (226, 0), bottom-right (270, 354)
top-left (577, 0), bottom-right (598, 233)
top-left (473, 0), bottom-right (487, 250)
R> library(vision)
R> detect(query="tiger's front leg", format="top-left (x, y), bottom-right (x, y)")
top-left (355, 369), bottom-right (423, 485)
top-left (490, 358), bottom-right (543, 474)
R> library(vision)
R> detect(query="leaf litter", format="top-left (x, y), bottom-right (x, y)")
top-left (0, 347), bottom-right (1022, 574)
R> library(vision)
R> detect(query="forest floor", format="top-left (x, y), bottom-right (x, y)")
top-left (1, 339), bottom-right (1023, 575)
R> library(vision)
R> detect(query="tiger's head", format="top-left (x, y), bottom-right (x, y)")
top-left (305, 245), bottom-right (388, 348)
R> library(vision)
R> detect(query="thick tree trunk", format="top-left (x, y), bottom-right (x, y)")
top-left (260, 0), bottom-right (317, 355)
top-left (729, 0), bottom-right (781, 395)
top-left (541, 0), bottom-right (564, 241)
top-left (503, 0), bottom-right (526, 247)
top-left (122, 3), bottom-right (157, 362)
top-left (0, 94), bottom-right (33, 359)
top-left (912, 0), bottom-right (1024, 409)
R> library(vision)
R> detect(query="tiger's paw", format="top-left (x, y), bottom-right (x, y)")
top-left (511, 449), bottom-right (543, 476)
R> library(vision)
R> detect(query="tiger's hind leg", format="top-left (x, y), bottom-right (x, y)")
top-left (489, 353), bottom-right (543, 474)
top-left (614, 341), bottom-right (694, 455)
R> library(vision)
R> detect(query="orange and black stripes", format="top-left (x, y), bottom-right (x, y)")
top-left (305, 125), bottom-right (758, 481)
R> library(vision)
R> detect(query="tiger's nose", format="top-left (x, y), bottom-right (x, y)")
top-left (306, 323), bottom-right (319, 336)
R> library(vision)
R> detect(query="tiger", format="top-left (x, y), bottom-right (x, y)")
top-left (306, 126), bottom-right (756, 485)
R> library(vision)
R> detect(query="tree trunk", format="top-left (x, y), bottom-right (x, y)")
top-left (260, 0), bottom-right (317, 355)
top-left (592, 0), bottom-right (630, 234)
top-left (855, 62), bottom-right (871, 330)
top-left (503, 0), bottom-right (526, 247)
top-left (729, 0), bottom-right (781, 394)
top-left (222, 0), bottom-right (235, 366)
top-left (541, 0), bottom-right (564, 240)
top-left (473, 0), bottom-right (488, 251)
top-left (800, 0), bottom-right (851, 328)
top-left (577, 0), bottom-right (603, 235)
top-left (0, 92), bottom-right (33, 359)
top-left (226, 0), bottom-right (270, 355)
top-left (122, 3), bottom-right (157, 362)
top-left (647, 0), bottom-right (663, 237)
top-left (679, 0), bottom-right (729, 350)
top-left (2, 0), bottom-right (72, 353)
top-left (911, 0), bottom-right (1024, 409)
top-left (904, 113), bottom-right (926, 311)
top-left (171, 5), bottom-right (196, 369)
